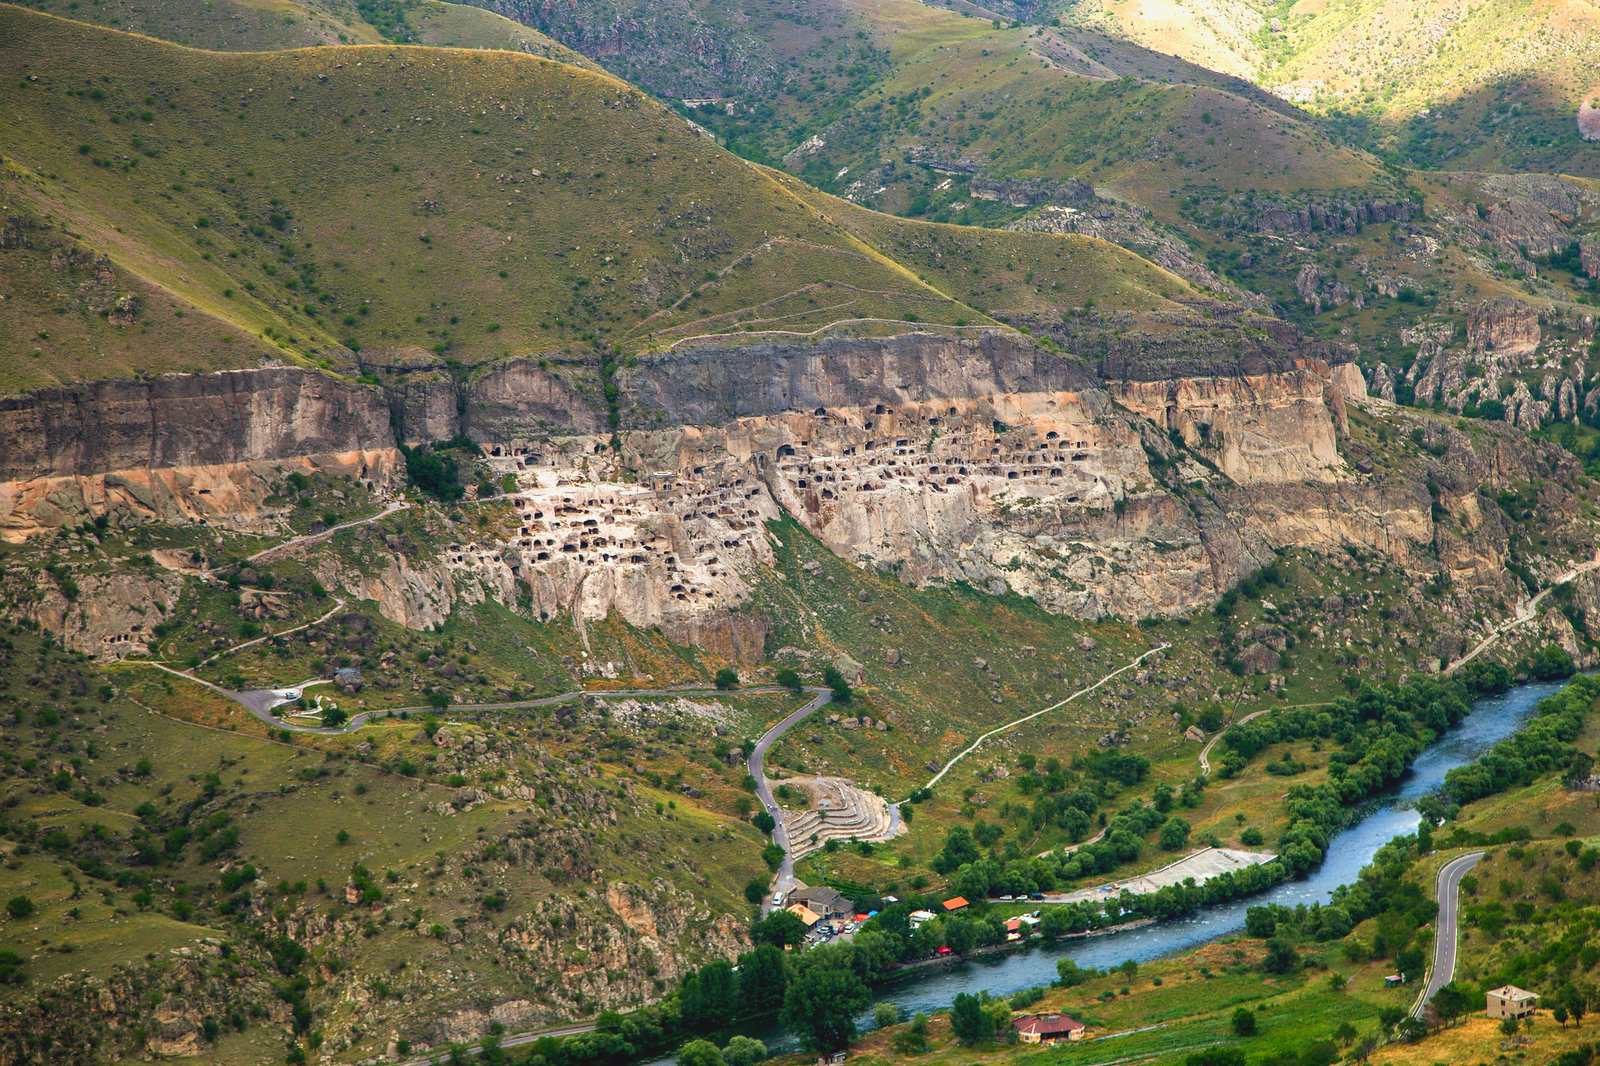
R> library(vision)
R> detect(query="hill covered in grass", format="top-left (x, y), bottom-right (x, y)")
top-left (0, 4), bottom-right (1217, 393)
top-left (1053, 0), bottom-right (1600, 176)
top-left (9, 0), bottom-right (594, 62)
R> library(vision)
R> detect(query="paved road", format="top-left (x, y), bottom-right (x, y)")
top-left (747, 688), bottom-right (834, 913)
top-left (1447, 553), bottom-right (1600, 675)
top-left (1412, 850), bottom-right (1486, 1019)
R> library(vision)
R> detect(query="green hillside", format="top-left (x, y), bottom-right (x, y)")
top-left (0, 4), bottom-right (1218, 392)
top-left (780, 2), bottom-right (1399, 227)
top-left (9, 0), bottom-right (594, 63)
top-left (0, 6), bottom-right (969, 381)
top-left (1052, 0), bottom-right (1600, 175)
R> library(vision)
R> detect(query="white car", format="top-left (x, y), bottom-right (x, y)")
top-left (771, 893), bottom-right (785, 907)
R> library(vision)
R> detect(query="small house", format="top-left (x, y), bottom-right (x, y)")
top-left (942, 896), bottom-right (969, 913)
top-left (1013, 1014), bottom-right (1085, 1044)
top-left (785, 903), bottom-right (821, 928)
top-left (790, 886), bottom-right (853, 919)
top-left (908, 909), bottom-right (936, 928)
top-left (1487, 986), bottom-right (1539, 1020)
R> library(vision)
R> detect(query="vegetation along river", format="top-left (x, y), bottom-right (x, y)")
top-left (737, 677), bottom-right (1568, 1051)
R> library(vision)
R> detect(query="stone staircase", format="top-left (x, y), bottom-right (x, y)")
top-left (781, 777), bottom-right (901, 861)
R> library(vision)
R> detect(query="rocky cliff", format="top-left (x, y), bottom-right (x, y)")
top-left (0, 368), bottom-right (401, 540)
top-left (0, 329), bottom-right (1550, 646)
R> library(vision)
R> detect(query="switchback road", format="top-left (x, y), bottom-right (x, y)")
top-left (747, 688), bottom-right (834, 912)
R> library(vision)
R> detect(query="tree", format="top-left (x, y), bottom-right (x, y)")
top-left (751, 811), bottom-right (776, 835)
top-left (1501, 1015), bottom-right (1520, 1038)
top-left (744, 879), bottom-right (768, 905)
top-left (1056, 958), bottom-right (1090, 987)
top-left (1159, 816), bottom-right (1191, 851)
top-left (1262, 936), bottom-right (1298, 974)
top-left (780, 957), bottom-right (869, 1052)
top-left (715, 667), bottom-right (739, 691)
top-left (775, 668), bottom-right (803, 693)
top-left (320, 706), bottom-right (348, 728)
top-left (822, 665), bottom-right (853, 704)
top-left (5, 897), bottom-right (34, 920)
top-left (721, 1036), bottom-right (766, 1066)
top-left (737, 945), bottom-right (789, 1016)
top-left (1432, 982), bottom-right (1471, 1027)
top-left (873, 1002), bottom-right (901, 1029)
top-left (682, 960), bottom-right (737, 1030)
top-left (892, 1014), bottom-right (930, 1055)
top-left (949, 993), bottom-right (994, 1045)
top-left (678, 1040), bottom-right (725, 1066)
top-left (1231, 1007), bottom-right (1257, 1036)
top-left (751, 909), bottom-right (806, 948)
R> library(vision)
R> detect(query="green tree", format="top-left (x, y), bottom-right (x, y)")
top-left (1231, 1007), bottom-right (1257, 1036)
top-left (715, 667), bottom-right (739, 690)
top-left (775, 668), bottom-right (803, 692)
top-left (1433, 982), bottom-right (1471, 1027)
top-left (1159, 816), bottom-right (1191, 851)
top-left (682, 960), bottom-right (737, 1030)
top-left (751, 909), bottom-right (807, 948)
top-left (780, 956), bottom-right (869, 1052)
top-left (5, 897), bottom-right (34, 920)
top-left (1262, 936), bottom-right (1298, 974)
top-left (677, 1039), bottom-right (726, 1066)
top-left (949, 993), bottom-right (993, 1045)
top-left (736, 945), bottom-right (789, 1016)
top-left (721, 1036), bottom-right (766, 1066)
top-left (822, 665), bottom-right (853, 703)
top-left (892, 1014), bottom-right (930, 1055)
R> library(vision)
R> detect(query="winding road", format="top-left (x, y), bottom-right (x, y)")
top-left (1412, 850), bottom-right (1485, 1020)
top-left (1446, 552), bottom-right (1600, 675)
top-left (746, 688), bottom-right (835, 913)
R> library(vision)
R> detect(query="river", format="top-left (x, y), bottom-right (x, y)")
top-left (732, 677), bottom-right (1565, 1051)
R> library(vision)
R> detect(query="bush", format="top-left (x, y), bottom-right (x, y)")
top-left (822, 665), bottom-right (853, 704)
top-left (1231, 1007), bottom-right (1257, 1036)
top-left (715, 667), bottom-right (739, 691)
top-left (5, 897), bottom-right (35, 920)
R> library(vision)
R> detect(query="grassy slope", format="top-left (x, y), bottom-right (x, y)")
top-left (0, 196), bottom-right (281, 392)
top-left (1051, 0), bottom-right (1600, 175)
top-left (796, 2), bottom-right (1396, 225)
top-left (0, 5), bottom-right (995, 382)
top-left (767, 168), bottom-right (1201, 314)
top-left (1270, 0), bottom-right (1600, 173)
top-left (8, 0), bottom-right (593, 64)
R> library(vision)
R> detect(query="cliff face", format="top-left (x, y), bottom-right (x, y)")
top-left (0, 369), bottom-right (401, 540)
top-left (0, 331), bottom-right (1534, 643)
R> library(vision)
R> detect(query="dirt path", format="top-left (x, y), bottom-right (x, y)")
top-left (242, 500), bottom-right (409, 567)
top-left (1446, 553), bottom-right (1600, 675)
top-left (909, 643), bottom-right (1169, 801)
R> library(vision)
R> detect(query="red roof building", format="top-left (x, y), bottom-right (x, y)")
top-left (941, 896), bottom-right (969, 912)
top-left (1013, 1014), bottom-right (1085, 1044)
